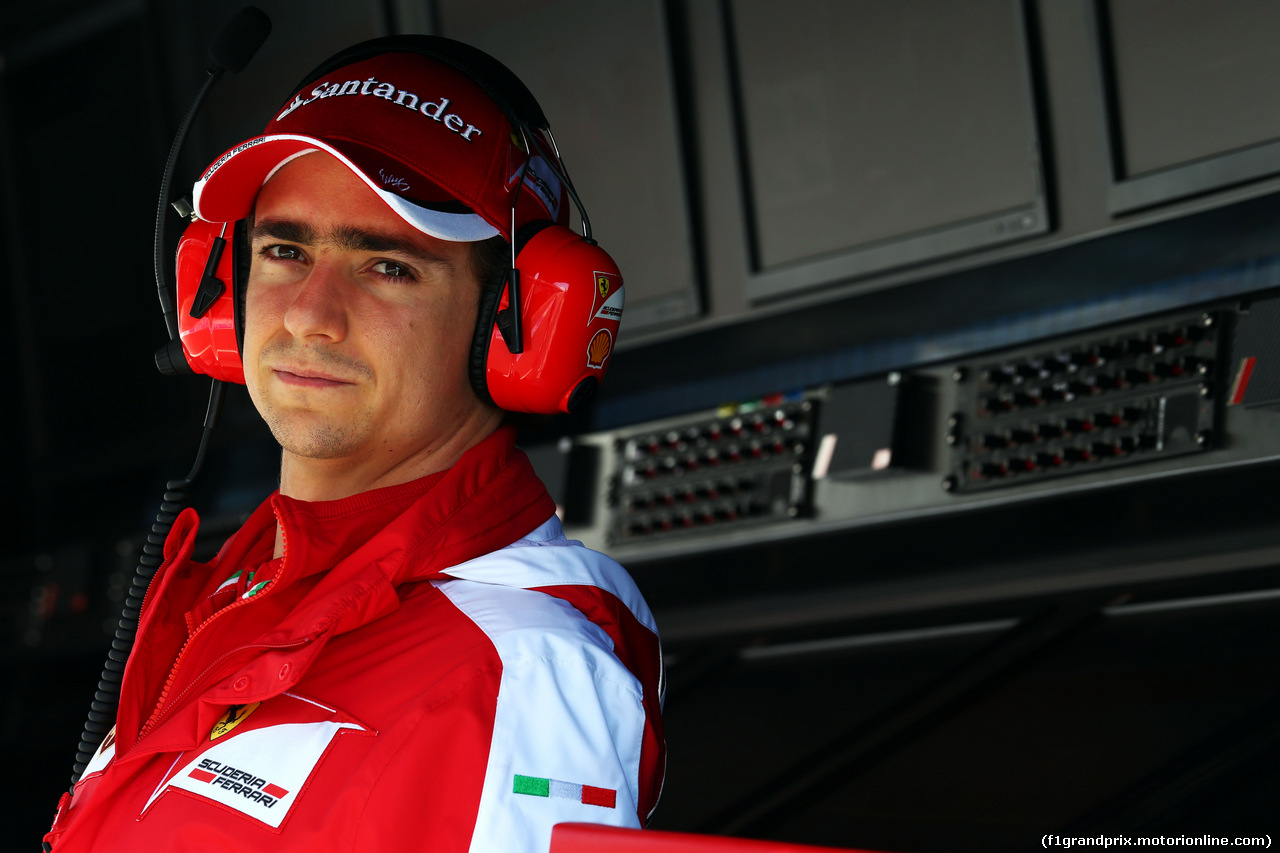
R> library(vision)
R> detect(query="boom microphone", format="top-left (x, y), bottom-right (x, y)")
top-left (155, 6), bottom-right (272, 349)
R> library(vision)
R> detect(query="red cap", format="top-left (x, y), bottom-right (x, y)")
top-left (192, 50), bottom-right (569, 241)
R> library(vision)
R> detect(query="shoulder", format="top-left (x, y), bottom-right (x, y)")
top-left (439, 515), bottom-right (658, 637)
top-left (431, 515), bottom-right (658, 684)
top-left (432, 581), bottom-right (636, 704)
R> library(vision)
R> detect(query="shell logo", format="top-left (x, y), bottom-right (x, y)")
top-left (587, 329), bottom-right (613, 369)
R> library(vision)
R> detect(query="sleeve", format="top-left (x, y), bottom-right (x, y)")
top-left (411, 581), bottom-right (651, 853)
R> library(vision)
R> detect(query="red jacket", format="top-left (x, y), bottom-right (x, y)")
top-left (46, 427), bottom-right (665, 851)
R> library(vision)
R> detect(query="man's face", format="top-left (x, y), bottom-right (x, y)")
top-left (242, 152), bottom-right (494, 474)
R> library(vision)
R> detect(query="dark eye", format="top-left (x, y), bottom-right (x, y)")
top-left (371, 260), bottom-right (415, 280)
top-left (260, 244), bottom-right (303, 261)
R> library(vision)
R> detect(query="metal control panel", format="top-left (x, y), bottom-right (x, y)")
top-left (559, 296), bottom-right (1280, 563)
top-left (607, 394), bottom-right (819, 545)
top-left (945, 312), bottom-right (1224, 492)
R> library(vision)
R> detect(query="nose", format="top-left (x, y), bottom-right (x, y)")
top-left (282, 259), bottom-right (349, 343)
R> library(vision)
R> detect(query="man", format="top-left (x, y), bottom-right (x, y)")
top-left (45, 36), bottom-right (663, 852)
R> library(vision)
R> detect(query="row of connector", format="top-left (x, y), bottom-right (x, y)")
top-left (624, 405), bottom-right (809, 461)
top-left (624, 439), bottom-right (807, 483)
top-left (621, 476), bottom-right (768, 512)
top-left (971, 316), bottom-right (1214, 394)
top-left (948, 404), bottom-right (1173, 451)
top-left (978, 360), bottom-right (1212, 416)
top-left (620, 498), bottom-right (774, 538)
top-left (947, 430), bottom-right (1194, 489)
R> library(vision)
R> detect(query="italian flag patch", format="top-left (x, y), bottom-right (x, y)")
top-left (513, 774), bottom-right (616, 809)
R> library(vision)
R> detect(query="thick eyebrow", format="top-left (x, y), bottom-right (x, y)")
top-left (250, 218), bottom-right (456, 268)
top-left (250, 217), bottom-right (315, 246)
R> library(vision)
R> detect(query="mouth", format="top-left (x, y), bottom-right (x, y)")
top-left (270, 365), bottom-right (357, 388)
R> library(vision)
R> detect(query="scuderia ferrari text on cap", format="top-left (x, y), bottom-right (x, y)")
top-left (191, 51), bottom-right (569, 242)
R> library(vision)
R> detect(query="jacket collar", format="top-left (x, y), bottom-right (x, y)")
top-left (116, 425), bottom-right (554, 757)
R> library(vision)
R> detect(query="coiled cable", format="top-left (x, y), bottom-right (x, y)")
top-left (70, 380), bottom-right (226, 784)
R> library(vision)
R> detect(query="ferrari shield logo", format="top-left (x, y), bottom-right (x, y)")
top-left (211, 702), bottom-right (261, 740)
top-left (590, 271), bottom-right (622, 324)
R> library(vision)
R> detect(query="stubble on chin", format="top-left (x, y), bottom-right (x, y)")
top-left (256, 400), bottom-right (375, 460)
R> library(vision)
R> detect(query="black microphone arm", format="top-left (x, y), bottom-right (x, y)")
top-left (154, 6), bottom-right (271, 342)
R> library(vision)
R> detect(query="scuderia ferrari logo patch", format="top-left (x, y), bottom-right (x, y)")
top-left (186, 760), bottom-right (292, 808)
top-left (141, 693), bottom-right (371, 829)
top-left (590, 272), bottom-right (623, 324)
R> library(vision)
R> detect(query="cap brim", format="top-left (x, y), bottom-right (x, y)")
top-left (192, 135), bottom-right (501, 242)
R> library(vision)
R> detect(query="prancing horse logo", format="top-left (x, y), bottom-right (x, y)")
top-left (211, 702), bottom-right (261, 740)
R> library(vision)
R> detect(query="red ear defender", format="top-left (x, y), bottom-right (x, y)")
top-left (484, 225), bottom-right (624, 414)
top-left (174, 218), bottom-right (246, 384)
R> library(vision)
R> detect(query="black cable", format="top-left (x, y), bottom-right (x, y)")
top-left (71, 380), bottom-right (226, 784)
top-left (70, 7), bottom-right (268, 786)
top-left (74, 8), bottom-right (270, 784)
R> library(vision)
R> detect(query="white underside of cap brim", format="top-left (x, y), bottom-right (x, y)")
top-left (193, 134), bottom-right (501, 242)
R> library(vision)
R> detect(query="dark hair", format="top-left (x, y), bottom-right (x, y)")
top-left (469, 235), bottom-right (510, 293)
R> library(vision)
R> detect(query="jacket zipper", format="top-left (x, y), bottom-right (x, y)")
top-left (137, 506), bottom-right (295, 744)
top-left (137, 633), bottom-right (314, 744)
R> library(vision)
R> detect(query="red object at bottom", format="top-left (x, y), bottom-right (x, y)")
top-left (550, 823), bottom-right (889, 853)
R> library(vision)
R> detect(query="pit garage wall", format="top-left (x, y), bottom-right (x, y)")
top-left (456, 3), bottom-right (1280, 847)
